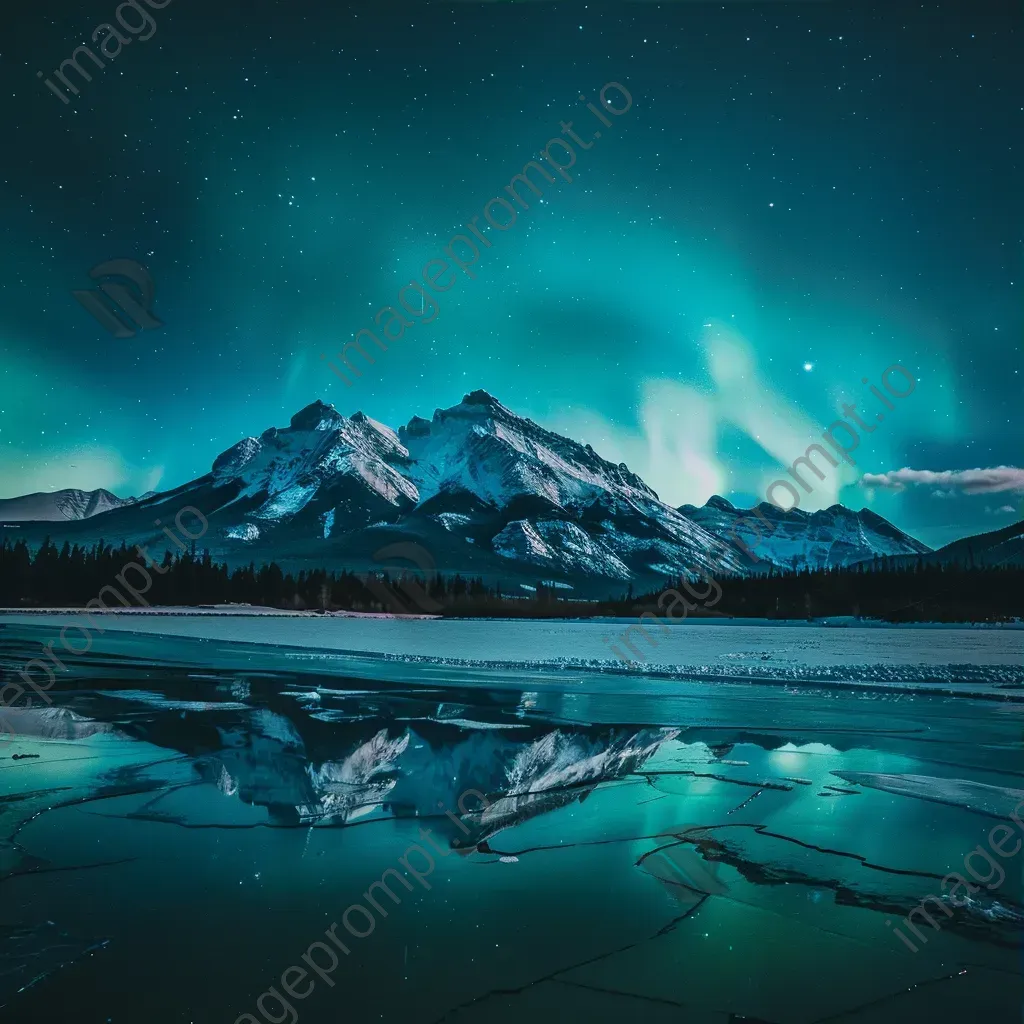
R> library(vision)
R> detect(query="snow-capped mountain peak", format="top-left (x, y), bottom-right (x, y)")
top-left (399, 390), bottom-right (659, 510)
top-left (288, 399), bottom-right (346, 433)
top-left (212, 437), bottom-right (263, 478)
top-left (209, 400), bottom-right (418, 535)
top-left (0, 392), bottom-right (936, 586)
top-left (679, 496), bottom-right (931, 570)
top-left (0, 487), bottom-right (137, 523)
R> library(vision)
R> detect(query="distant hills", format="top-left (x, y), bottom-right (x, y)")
top-left (895, 517), bottom-right (1024, 570)
top-left (0, 392), bottom-right (1014, 594)
top-left (679, 494), bottom-right (931, 571)
top-left (0, 487), bottom-right (140, 523)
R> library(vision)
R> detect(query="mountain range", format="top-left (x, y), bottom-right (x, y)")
top-left (1, 391), bottom-right (1012, 595)
top-left (0, 487), bottom-right (143, 523)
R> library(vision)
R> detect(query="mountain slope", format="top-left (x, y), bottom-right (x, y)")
top-left (136, 391), bottom-right (749, 587)
top-left (0, 393), bottom-right (935, 590)
top-left (207, 401), bottom-right (419, 544)
top-left (0, 488), bottom-right (138, 523)
top-left (390, 391), bottom-right (748, 582)
top-left (905, 518), bottom-right (1024, 569)
top-left (678, 495), bottom-right (932, 570)
top-left (398, 390), bottom-right (658, 509)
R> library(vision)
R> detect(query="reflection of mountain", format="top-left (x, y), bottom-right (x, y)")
top-left (0, 706), bottom-right (112, 742)
top-left (307, 729), bottom-right (410, 821)
top-left (209, 709), bottom-right (319, 821)
top-left (89, 690), bottom-right (677, 834)
top-left (199, 711), bottom-right (412, 825)
top-left (208, 714), bottom-right (677, 835)
top-left (460, 728), bottom-right (679, 847)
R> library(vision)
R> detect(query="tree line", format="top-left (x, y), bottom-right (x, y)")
top-left (0, 538), bottom-right (492, 613)
top-left (0, 538), bottom-right (1020, 622)
top-left (704, 558), bottom-right (1024, 622)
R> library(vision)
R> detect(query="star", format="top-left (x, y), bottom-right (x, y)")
top-left (803, 362), bottom-right (814, 372)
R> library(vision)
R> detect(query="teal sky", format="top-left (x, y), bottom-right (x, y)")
top-left (0, 0), bottom-right (1019, 548)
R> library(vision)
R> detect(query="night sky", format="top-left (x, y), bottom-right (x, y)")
top-left (0, 0), bottom-right (1019, 548)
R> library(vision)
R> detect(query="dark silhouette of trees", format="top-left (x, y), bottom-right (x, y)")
top-left (689, 557), bottom-right (1024, 622)
top-left (0, 538), bottom-right (503, 616)
top-left (0, 539), bottom-right (1019, 622)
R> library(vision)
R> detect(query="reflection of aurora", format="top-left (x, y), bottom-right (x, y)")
top-left (2, 666), bottom-right (1022, 1023)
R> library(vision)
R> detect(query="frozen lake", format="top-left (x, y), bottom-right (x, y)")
top-left (0, 616), bottom-right (1021, 1024)
top-left (2, 612), bottom-right (1022, 699)
top-left (3, 609), bottom-right (1023, 665)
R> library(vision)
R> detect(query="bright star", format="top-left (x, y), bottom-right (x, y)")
top-left (803, 362), bottom-right (814, 371)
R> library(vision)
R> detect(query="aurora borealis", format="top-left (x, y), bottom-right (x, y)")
top-left (0, 0), bottom-right (1018, 549)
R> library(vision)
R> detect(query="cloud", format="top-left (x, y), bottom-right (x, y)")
top-left (859, 467), bottom-right (1024, 496)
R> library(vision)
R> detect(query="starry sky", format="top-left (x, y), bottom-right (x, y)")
top-left (0, 0), bottom-right (1019, 549)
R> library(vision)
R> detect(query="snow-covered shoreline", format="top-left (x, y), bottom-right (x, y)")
top-left (0, 606), bottom-right (1021, 628)
top-left (3, 610), bottom-right (1022, 698)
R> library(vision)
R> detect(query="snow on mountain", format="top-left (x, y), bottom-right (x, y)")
top-left (395, 391), bottom-right (748, 581)
top-left (461, 727), bottom-right (678, 845)
top-left (492, 519), bottom-right (634, 579)
top-left (161, 390), bottom-right (747, 583)
top-left (0, 393), bottom-right (935, 586)
top-left (136, 699), bottom-right (680, 830)
top-left (399, 390), bottom-right (657, 509)
top-left (210, 400), bottom-right (419, 532)
top-left (307, 729), bottom-right (410, 821)
top-left (678, 494), bottom-right (932, 571)
top-left (0, 487), bottom-right (137, 523)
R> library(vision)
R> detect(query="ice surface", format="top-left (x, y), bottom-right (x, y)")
top-left (102, 690), bottom-right (250, 711)
top-left (5, 614), bottom-right (1020, 669)
top-left (0, 651), bottom-right (1021, 1023)
top-left (831, 771), bottom-right (1024, 820)
top-left (12, 612), bottom-right (1024, 709)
